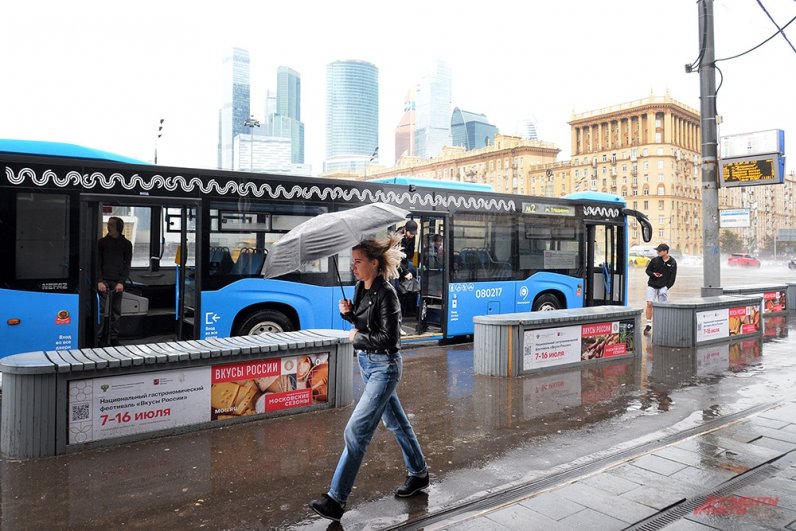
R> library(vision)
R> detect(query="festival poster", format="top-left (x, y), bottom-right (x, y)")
top-left (580, 319), bottom-right (635, 360)
top-left (210, 353), bottom-right (329, 420)
top-left (523, 325), bottom-right (581, 370)
top-left (696, 308), bottom-right (730, 342)
top-left (762, 291), bottom-right (787, 313)
top-left (728, 305), bottom-right (760, 336)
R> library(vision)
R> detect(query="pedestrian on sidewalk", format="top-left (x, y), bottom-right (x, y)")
top-left (309, 233), bottom-right (429, 522)
top-left (644, 243), bottom-right (677, 335)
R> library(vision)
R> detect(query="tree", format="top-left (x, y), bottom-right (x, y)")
top-left (720, 230), bottom-right (744, 254)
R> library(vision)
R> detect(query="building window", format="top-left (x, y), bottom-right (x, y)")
top-left (659, 215), bottom-right (665, 224)
top-left (644, 200), bottom-right (649, 210)
top-left (658, 184), bottom-right (666, 195)
top-left (658, 200), bottom-right (664, 209)
top-left (642, 148), bottom-right (648, 157)
top-left (602, 154), bottom-right (607, 162)
top-left (575, 169), bottom-right (580, 177)
top-left (658, 228), bottom-right (665, 238)
top-left (658, 173), bottom-right (665, 181)
top-left (657, 148), bottom-right (664, 156)
top-left (643, 162), bottom-right (649, 170)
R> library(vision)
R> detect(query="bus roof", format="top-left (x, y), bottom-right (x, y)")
top-left (565, 191), bottom-right (625, 204)
top-left (368, 176), bottom-right (495, 193)
top-left (0, 139), bottom-right (148, 165)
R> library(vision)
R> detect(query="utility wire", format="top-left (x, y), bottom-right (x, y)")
top-left (715, 14), bottom-right (796, 62)
top-left (755, 0), bottom-right (796, 55)
top-left (687, 0), bottom-right (709, 71)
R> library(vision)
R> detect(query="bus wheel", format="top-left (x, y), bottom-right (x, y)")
top-left (236, 310), bottom-right (294, 335)
top-left (533, 294), bottom-right (562, 312)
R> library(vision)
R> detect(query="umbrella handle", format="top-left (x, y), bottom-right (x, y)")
top-left (332, 255), bottom-right (347, 302)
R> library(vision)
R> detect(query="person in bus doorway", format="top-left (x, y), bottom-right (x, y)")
top-left (644, 243), bottom-right (677, 335)
top-left (396, 220), bottom-right (419, 325)
top-left (97, 216), bottom-right (132, 346)
top-left (309, 234), bottom-right (429, 522)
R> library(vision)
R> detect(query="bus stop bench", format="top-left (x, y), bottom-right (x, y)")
top-left (474, 306), bottom-right (642, 377)
top-left (0, 330), bottom-right (353, 459)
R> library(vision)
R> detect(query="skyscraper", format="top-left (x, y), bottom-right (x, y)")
top-left (325, 60), bottom-right (379, 174)
top-left (394, 89), bottom-right (416, 162)
top-left (266, 66), bottom-right (305, 164)
top-left (218, 48), bottom-right (251, 170)
top-left (516, 118), bottom-right (539, 140)
top-left (451, 107), bottom-right (497, 150)
top-left (414, 61), bottom-right (452, 159)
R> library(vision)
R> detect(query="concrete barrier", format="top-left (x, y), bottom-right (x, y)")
top-left (722, 284), bottom-right (788, 315)
top-left (0, 330), bottom-right (353, 459)
top-left (652, 295), bottom-right (763, 348)
top-left (474, 306), bottom-right (642, 377)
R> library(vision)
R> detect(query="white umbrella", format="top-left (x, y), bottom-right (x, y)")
top-left (262, 202), bottom-right (410, 284)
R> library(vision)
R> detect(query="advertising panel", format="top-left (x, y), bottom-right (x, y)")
top-left (728, 305), bottom-right (761, 336)
top-left (762, 291), bottom-right (787, 313)
top-left (696, 308), bottom-right (730, 342)
top-left (210, 353), bottom-right (329, 420)
top-left (718, 209), bottom-right (751, 228)
top-left (523, 319), bottom-right (636, 371)
top-left (69, 367), bottom-right (210, 444)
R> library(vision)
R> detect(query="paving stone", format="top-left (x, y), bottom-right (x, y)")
top-left (582, 472), bottom-right (642, 495)
top-left (622, 484), bottom-right (687, 511)
top-left (735, 477), bottom-right (796, 512)
top-left (654, 446), bottom-right (710, 468)
top-left (518, 492), bottom-right (586, 521)
top-left (670, 464), bottom-right (736, 487)
top-left (779, 423), bottom-right (796, 435)
top-left (700, 434), bottom-right (783, 467)
top-left (609, 463), bottom-right (703, 498)
top-left (750, 436), bottom-right (796, 454)
top-left (441, 517), bottom-right (510, 531)
top-left (749, 416), bottom-right (790, 430)
top-left (759, 404), bottom-right (796, 425)
top-left (686, 501), bottom-right (796, 531)
top-left (659, 519), bottom-right (718, 530)
top-left (485, 503), bottom-right (569, 531)
top-left (632, 454), bottom-right (689, 476)
top-left (749, 425), bottom-right (796, 445)
top-left (557, 507), bottom-right (627, 530)
top-left (554, 482), bottom-right (658, 524)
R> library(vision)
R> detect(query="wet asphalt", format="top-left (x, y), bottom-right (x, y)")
top-left (1, 264), bottom-right (795, 530)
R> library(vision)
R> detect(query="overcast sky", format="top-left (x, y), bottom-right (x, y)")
top-left (2, 1), bottom-right (794, 173)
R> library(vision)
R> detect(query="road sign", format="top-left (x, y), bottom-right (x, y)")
top-left (778, 229), bottom-right (796, 243)
top-left (719, 209), bottom-right (751, 228)
top-left (720, 129), bottom-right (784, 159)
top-left (719, 154), bottom-right (784, 188)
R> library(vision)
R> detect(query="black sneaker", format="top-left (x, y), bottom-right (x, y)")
top-left (309, 494), bottom-right (345, 522)
top-left (643, 324), bottom-right (652, 335)
top-left (395, 474), bottom-right (429, 497)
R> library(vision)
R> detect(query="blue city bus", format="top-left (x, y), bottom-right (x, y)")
top-left (0, 140), bottom-right (652, 358)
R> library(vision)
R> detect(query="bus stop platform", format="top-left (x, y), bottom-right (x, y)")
top-left (1, 314), bottom-right (796, 530)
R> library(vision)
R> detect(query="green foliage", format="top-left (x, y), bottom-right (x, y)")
top-left (720, 230), bottom-right (744, 253)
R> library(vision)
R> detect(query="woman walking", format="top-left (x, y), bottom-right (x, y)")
top-left (309, 234), bottom-right (429, 522)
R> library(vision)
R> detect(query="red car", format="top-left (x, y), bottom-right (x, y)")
top-left (727, 253), bottom-right (761, 268)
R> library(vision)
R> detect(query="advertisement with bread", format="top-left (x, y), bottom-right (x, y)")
top-left (211, 354), bottom-right (329, 420)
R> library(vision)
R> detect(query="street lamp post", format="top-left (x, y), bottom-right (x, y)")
top-left (363, 146), bottom-right (379, 179)
top-left (154, 118), bottom-right (164, 164)
top-left (243, 116), bottom-right (261, 172)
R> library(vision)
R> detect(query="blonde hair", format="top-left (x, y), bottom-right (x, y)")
top-left (353, 233), bottom-right (405, 281)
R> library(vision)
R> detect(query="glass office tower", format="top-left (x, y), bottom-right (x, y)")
top-left (324, 60), bottom-right (379, 173)
top-left (414, 60), bottom-right (452, 159)
top-left (451, 107), bottom-right (497, 151)
top-left (218, 48), bottom-right (251, 170)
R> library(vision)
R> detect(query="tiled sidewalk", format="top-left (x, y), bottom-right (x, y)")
top-left (433, 401), bottom-right (796, 530)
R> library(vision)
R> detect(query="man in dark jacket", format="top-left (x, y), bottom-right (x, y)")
top-left (97, 216), bottom-right (132, 346)
top-left (644, 243), bottom-right (677, 334)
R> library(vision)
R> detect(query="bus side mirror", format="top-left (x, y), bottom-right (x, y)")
top-left (622, 208), bottom-right (654, 243)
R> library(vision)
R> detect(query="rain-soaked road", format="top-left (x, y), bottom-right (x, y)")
top-left (0, 264), bottom-right (794, 530)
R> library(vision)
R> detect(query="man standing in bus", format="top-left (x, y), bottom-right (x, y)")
top-left (644, 243), bottom-right (677, 335)
top-left (97, 216), bottom-right (132, 346)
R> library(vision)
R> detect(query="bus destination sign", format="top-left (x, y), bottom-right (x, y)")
top-left (522, 202), bottom-right (576, 216)
top-left (720, 155), bottom-right (783, 188)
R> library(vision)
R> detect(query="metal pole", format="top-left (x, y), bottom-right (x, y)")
top-left (699, 0), bottom-right (722, 296)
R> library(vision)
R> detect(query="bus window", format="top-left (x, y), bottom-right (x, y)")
top-left (451, 214), bottom-right (513, 282)
top-left (101, 207), bottom-right (149, 267)
top-left (519, 218), bottom-right (582, 278)
top-left (16, 193), bottom-right (70, 280)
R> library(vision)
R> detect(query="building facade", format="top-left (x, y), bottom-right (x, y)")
top-left (269, 66), bottom-right (305, 164)
top-left (569, 95), bottom-right (703, 254)
top-left (394, 89), bottom-right (416, 162)
top-left (324, 60), bottom-right (379, 174)
top-left (374, 134), bottom-right (559, 194)
top-left (451, 108), bottom-right (497, 151)
top-left (218, 48), bottom-right (251, 170)
top-left (414, 61), bottom-right (452, 159)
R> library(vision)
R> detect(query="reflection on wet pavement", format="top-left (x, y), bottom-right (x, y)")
top-left (0, 314), bottom-right (794, 529)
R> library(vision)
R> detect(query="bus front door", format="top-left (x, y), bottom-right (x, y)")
top-left (585, 223), bottom-right (625, 306)
top-left (415, 216), bottom-right (447, 335)
top-left (80, 198), bottom-right (199, 347)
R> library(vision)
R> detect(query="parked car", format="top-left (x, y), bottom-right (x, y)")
top-left (628, 254), bottom-right (651, 267)
top-left (789, 257), bottom-right (796, 270)
top-left (727, 253), bottom-right (761, 268)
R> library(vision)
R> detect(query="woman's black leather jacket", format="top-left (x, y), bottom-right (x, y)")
top-left (341, 276), bottom-right (401, 354)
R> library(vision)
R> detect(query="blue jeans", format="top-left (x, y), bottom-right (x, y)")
top-left (328, 352), bottom-right (427, 504)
